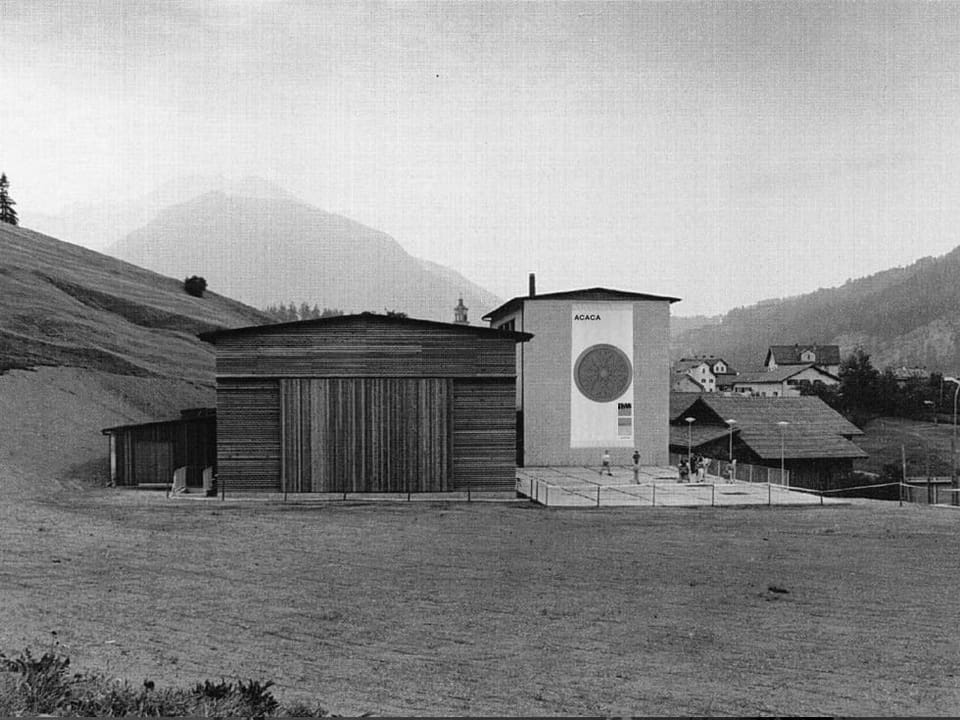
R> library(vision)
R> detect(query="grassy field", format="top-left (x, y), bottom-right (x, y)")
top-left (857, 416), bottom-right (957, 477)
top-left (2, 479), bottom-right (959, 716)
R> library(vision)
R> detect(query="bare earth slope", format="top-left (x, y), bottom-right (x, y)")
top-left (0, 223), bottom-right (270, 487)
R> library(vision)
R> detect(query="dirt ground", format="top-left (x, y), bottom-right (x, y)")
top-left (2, 471), bottom-right (960, 717)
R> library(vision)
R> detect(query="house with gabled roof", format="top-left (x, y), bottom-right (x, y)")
top-left (674, 355), bottom-right (738, 391)
top-left (765, 344), bottom-right (841, 376)
top-left (669, 393), bottom-right (867, 491)
top-left (672, 373), bottom-right (706, 393)
top-left (732, 364), bottom-right (839, 397)
top-left (672, 358), bottom-right (716, 392)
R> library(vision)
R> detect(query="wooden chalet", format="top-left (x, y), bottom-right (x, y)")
top-left (669, 393), bottom-right (868, 491)
top-left (199, 313), bottom-right (532, 493)
top-left (101, 408), bottom-right (216, 488)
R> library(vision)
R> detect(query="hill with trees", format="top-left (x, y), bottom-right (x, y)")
top-left (672, 247), bottom-right (960, 373)
top-left (107, 192), bottom-right (502, 323)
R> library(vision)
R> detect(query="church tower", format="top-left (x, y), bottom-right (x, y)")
top-left (453, 297), bottom-right (469, 325)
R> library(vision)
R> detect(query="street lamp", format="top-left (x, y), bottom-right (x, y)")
top-left (944, 376), bottom-right (960, 506)
top-left (725, 419), bottom-right (736, 462)
top-left (685, 417), bottom-right (695, 466)
top-left (777, 421), bottom-right (789, 485)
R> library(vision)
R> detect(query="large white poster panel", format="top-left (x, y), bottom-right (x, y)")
top-left (570, 303), bottom-right (634, 447)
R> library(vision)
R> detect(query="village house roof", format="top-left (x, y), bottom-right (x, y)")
top-left (766, 344), bottom-right (841, 367)
top-left (669, 394), bottom-right (866, 461)
top-left (733, 364), bottom-right (839, 384)
top-left (890, 366), bottom-right (930, 381)
top-left (672, 374), bottom-right (706, 393)
top-left (482, 287), bottom-right (681, 323)
top-left (680, 355), bottom-right (736, 374)
top-left (674, 358), bottom-right (711, 373)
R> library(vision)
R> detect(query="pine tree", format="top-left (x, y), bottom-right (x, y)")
top-left (0, 173), bottom-right (18, 226)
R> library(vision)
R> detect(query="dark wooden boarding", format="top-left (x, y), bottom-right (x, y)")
top-left (202, 314), bottom-right (531, 493)
top-left (101, 409), bottom-right (216, 487)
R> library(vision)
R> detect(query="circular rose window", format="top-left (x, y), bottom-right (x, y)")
top-left (573, 344), bottom-right (633, 402)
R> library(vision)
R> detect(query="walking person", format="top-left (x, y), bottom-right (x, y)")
top-left (600, 450), bottom-right (613, 476)
top-left (678, 458), bottom-right (689, 483)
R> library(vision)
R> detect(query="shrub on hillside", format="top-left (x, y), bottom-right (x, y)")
top-left (0, 647), bottom-right (328, 717)
top-left (184, 276), bottom-right (208, 298)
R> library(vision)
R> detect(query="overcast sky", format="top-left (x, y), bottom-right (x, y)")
top-left (3, 1), bottom-right (960, 316)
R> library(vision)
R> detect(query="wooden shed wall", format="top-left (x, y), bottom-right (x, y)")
top-left (111, 418), bottom-right (216, 487)
top-left (214, 322), bottom-right (518, 379)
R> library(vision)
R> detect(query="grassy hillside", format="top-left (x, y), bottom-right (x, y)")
top-left (672, 248), bottom-right (960, 372)
top-left (0, 223), bottom-right (270, 485)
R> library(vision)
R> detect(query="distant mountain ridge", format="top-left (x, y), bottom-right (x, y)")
top-left (672, 248), bottom-right (960, 373)
top-left (107, 191), bottom-right (502, 322)
top-left (25, 175), bottom-right (297, 252)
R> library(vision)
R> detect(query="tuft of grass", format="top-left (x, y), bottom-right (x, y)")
top-left (0, 648), bottom-right (328, 717)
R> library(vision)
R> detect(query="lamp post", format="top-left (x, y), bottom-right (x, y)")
top-left (725, 418), bottom-right (737, 484)
top-left (777, 421), bottom-right (789, 485)
top-left (945, 376), bottom-right (960, 506)
top-left (725, 419), bottom-right (736, 462)
top-left (685, 417), bottom-right (695, 466)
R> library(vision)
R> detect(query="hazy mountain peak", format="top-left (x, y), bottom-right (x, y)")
top-left (107, 193), bottom-right (502, 322)
top-left (23, 175), bottom-right (301, 251)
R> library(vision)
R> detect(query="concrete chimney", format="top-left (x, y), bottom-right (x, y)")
top-left (529, 273), bottom-right (536, 297)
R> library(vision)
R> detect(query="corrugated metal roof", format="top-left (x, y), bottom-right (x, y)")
top-left (482, 287), bottom-right (681, 322)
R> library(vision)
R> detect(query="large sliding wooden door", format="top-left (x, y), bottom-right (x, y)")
top-left (280, 378), bottom-right (452, 492)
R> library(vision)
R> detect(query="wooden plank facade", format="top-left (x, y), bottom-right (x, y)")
top-left (102, 409), bottom-right (216, 487)
top-left (202, 315), bottom-right (530, 493)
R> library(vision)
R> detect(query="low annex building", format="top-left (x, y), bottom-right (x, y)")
top-left (483, 282), bottom-right (680, 467)
top-left (101, 408), bottom-right (216, 488)
top-left (669, 393), bottom-right (867, 490)
top-left (199, 313), bottom-right (531, 493)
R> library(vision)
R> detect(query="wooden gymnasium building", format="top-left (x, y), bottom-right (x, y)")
top-left (483, 279), bottom-right (680, 467)
top-left (199, 313), bottom-right (531, 493)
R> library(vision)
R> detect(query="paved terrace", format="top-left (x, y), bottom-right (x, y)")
top-left (516, 466), bottom-right (847, 508)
